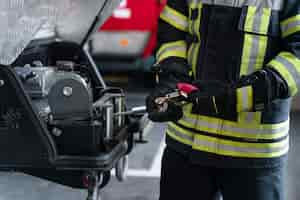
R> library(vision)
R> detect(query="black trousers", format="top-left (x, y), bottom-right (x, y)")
top-left (159, 147), bottom-right (285, 200)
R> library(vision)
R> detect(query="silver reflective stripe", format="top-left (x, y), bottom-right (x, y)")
top-left (248, 34), bottom-right (261, 74)
top-left (168, 122), bottom-right (289, 157)
top-left (252, 9), bottom-right (263, 32)
top-left (249, 7), bottom-right (271, 34)
top-left (180, 115), bottom-right (289, 137)
top-left (240, 35), bottom-right (268, 76)
top-left (193, 136), bottom-right (289, 154)
top-left (237, 86), bottom-right (252, 111)
top-left (242, 112), bottom-right (256, 123)
top-left (240, 6), bottom-right (270, 76)
top-left (281, 16), bottom-right (300, 37)
top-left (186, 0), bottom-right (284, 10)
top-left (276, 56), bottom-right (300, 86)
top-left (167, 124), bottom-right (194, 142)
top-left (161, 6), bottom-right (188, 32)
top-left (282, 20), bottom-right (300, 34)
top-left (238, 111), bottom-right (262, 124)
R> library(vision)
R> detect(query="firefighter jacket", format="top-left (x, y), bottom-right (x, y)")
top-left (156, 0), bottom-right (300, 168)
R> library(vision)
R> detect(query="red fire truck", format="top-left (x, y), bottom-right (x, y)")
top-left (90, 0), bottom-right (166, 73)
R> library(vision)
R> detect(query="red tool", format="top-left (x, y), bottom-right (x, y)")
top-left (177, 82), bottom-right (199, 96)
top-left (155, 83), bottom-right (199, 107)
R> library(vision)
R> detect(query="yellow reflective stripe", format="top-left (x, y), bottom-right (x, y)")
top-left (240, 34), bottom-right (253, 76)
top-left (212, 96), bottom-right (219, 114)
top-left (281, 15), bottom-right (300, 37)
top-left (194, 4), bottom-right (202, 39)
top-left (259, 8), bottom-right (272, 34)
top-left (157, 40), bottom-right (186, 56)
top-left (166, 126), bottom-right (193, 146)
top-left (157, 51), bottom-right (187, 63)
top-left (244, 6), bottom-right (257, 33)
top-left (281, 15), bottom-right (300, 26)
top-left (240, 7), bottom-right (271, 76)
top-left (195, 134), bottom-right (288, 150)
top-left (282, 25), bottom-right (300, 38)
top-left (187, 3), bottom-right (202, 78)
top-left (192, 134), bottom-right (289, 158)
top-left (191, 44), bottom-right (200, 78)
top-left (187, 43), bottom-right (193, 65)
top-left (160, 5), bottom-right (188, 32)
top-left (156, 40), bottom-right (187, 63)
top-left (245, 7), bottom-right (271, 34)
top-left (179, 116), bottom-right (289, 140)
top-left (167, 121), bottom-right (289, 158)
top-left (182, 104), bottom-right (288, 130)
top-left (282, 52), bottom-right (300, 74)
top-left (255, 8), bottom-right (270, 70)
top-left (177, 104), bottom-right (289, 140)
top-left (166, 130), bottom-right (192, 146)
top-left (268, 52), bottom-right (300, 96)
top-left (170, 121), bottom-right (287, 150)
top-left (169, 122), bottom-right (194, 138)
top-left (236, 85), bottom-right (260, 124)
top-left (188, 3), bottom-right (197, 34)
top-left (236, 86), bottom-right (253, 112)
top-left (268, 60), bottom-right (297, 96)
top-left (255, 35), bottom-right (268, 70)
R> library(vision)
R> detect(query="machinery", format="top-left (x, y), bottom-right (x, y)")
top-left (0, 0), bottom-right (148, 199)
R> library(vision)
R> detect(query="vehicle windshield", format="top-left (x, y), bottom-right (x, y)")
top-left (0, 0), bottom-right (120, 65)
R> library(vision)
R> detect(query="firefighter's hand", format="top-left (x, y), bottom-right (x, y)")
top-left (147, 58), bottom-right (191, 122)
top-left (187, 80), bottom-right (231, 103)
top-left (236, 68), bottom-right (289, 111)
top-left (146, 86), bottom-right (183, 122)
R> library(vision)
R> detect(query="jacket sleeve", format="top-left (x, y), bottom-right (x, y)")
top-left (266, 0), bottom-right (300, 97)
top-left (155, 0), bottom-right (189, 64)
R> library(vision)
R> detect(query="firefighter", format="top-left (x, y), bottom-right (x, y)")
top-left (146, 0), bottom-right (300, 199)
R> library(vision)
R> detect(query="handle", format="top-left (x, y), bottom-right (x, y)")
top-left (177, 83), bottom-right (199, 95)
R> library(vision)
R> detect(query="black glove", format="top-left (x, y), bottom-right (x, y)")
top-left (237, 68), bottom-right (289, 111)
top-left (146, 58), bottom-right (191, 122)
top-left (186, 68), bottom-right (289, 112)
top-left (187, 80), bottom-right (231, 103)
top-left (146, 85), bottom-right (183, 122)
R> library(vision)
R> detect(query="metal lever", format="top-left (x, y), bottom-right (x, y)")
top-left (114, 106), bottom-right (146, 116)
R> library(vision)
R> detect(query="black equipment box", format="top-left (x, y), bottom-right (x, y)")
top-left (51, 121), bottom-right (104, 156)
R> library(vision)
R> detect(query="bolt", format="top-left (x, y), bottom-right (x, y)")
top-left (52, 127), bottom-right (62, 137)
top-left (0, 80), bottom-right (4, 87)
top-left (63, 86), bottom-right (73, 97)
